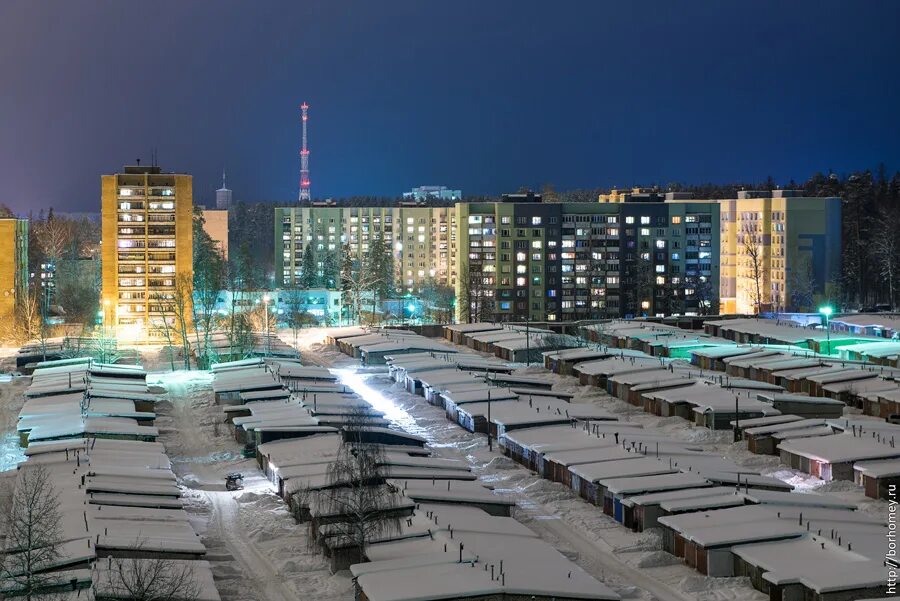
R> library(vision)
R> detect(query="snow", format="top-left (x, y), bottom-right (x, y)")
top-left (154, 367), bottom-right (353, 601)
top-left (294, 328), bottom-right (771, 601)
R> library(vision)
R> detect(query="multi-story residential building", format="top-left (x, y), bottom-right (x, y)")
top-left (403, 186), bottom-right (462, 202)
top-left (274, 204), bottom-right (458, 292)
top-left (202, 209), bottom-right (229, 260)
top-left (0, 218), bottom-right (29, 318)
top-left (718, 190), bottom-right (841, 314)
top-left (101, 165), bottom-right (193, 336)
top-left (456, 194), bottom-right (720, 322)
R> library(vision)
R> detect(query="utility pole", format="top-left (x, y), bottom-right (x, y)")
top-left (263, 294), bottom-right (271, 357)
top-left (734, 394), bottom-right (740, 443)
top-left (525, 312), bottom-right (530, 366)
top-left (487, 388), bottom-right (492, 452)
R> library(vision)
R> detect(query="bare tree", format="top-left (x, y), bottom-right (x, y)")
top-left (0, 466), bottom-right (64, 600)
top-left (151, 317), bottom-right (178, 372)
top-left (317, 409), bottom-right (402, 564)
top-left (98, 552), bottom-right (201, 601)
top-left (743, 232), bottom-right (766, 314)
top-left (458, 262), bottom-right (490, 323)
top-left (171, 273), bottom-right (193, 370)
top-left (686, 275), bottom-right (717, 316)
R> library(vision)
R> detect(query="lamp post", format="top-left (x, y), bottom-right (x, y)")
top-left (819, 305), bottom-right (833, 356)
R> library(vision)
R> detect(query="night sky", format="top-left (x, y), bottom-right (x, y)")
top-left (2, 1), bottom-right (899, 214)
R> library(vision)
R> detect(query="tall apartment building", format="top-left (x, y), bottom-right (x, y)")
top-left (101, 165), bottom-right (193, 336)
top-left (718, 190), bottom-right (841, 314)
top-left (0, 219), bottom-right (29, 318)
top-left (274, 204), bottom-right (458, 291)
top-left (456, 194), bottom-right (719, 322)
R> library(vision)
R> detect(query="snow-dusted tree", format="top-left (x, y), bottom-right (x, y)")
top-left (191, 208), bottom-right (227, 370)
top-left (788, 255), bottom-right (817, 312)
top-left (299, 245), bottom-right (317, 289)
top-left (0, 465), bottom-right (64, 600)
top-left (100, 553), bottom-right (200, 601)
top-left (320, 249), bottom-right (339, 290)
top-left (873, 207), bottom-right (900, 309)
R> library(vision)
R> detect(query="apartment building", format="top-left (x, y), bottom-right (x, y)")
top-left (456, 194), bottom-right (719, 322)
top-left (0, 219), bottom-right (29, 318)
top-left (201, 209), bottom-right (229, 260)
top-left (274, 204), bottom-right (458, 291)
top-left (101, 165), bottom-right (193, 336)
top-left (718, 190), bottom-right (841, 314)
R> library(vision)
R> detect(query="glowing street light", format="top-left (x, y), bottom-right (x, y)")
top-left (819, 305), bottom-right (833, 355)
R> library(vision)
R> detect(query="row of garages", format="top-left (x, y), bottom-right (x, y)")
top-left (4, 357), bottom-right (220, 600)
top-left (246, 359), bottom-right (621, 601)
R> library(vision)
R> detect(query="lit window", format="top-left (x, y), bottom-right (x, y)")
top-left (640, 228), bottom-right (650, 236)
top-left (625, 216), bottom-right (634, 224)
top-left (640, 216), bottom-right (650, 224)
top-left (655, 265), bottom-right (665, 273)
top-left (655, 240), bottom-right (665, 249)
top-left (516, 277), bottom-right (526, 286)
top-left (532, 217), bottom-right (541, 225)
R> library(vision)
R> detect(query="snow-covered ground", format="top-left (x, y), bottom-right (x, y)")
top-left (152, 368), bottom-right (353, 601)
top-left (0, 328), bottom-right (884, 601)
top-left (289, 328), bottom-right (769, 601)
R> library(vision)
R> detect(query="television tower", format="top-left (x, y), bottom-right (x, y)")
top-left (299, 102), bottom-right (311, 201)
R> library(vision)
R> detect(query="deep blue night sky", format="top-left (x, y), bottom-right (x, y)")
top-left (1, 0), bottom-right (899, 213)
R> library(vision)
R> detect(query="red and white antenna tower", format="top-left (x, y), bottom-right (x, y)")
top-left (299, 102), bottom-right (311, 201)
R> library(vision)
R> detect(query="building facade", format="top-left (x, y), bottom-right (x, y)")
top-left (201, 209), bottom-right (229, 260)
top-left (0, 219), bottom-right (29, 319)
top-left (456, 195), bottom-right (720, 322)
top-left (718, 190), bottom-right (841, 314)
top-left (403, 186), bottom-right (462, 201)
top-left (216, 171), bottom-right (232, 209)
top-left (274, 204), bottom-right (458, 292)
top-left (101, 165), bottom-right (193, 337)
top-left (209, 288), bottom-right (342, 323)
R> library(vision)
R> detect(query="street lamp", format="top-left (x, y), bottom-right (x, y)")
top-left (819, 305), bottom-right (833, 355)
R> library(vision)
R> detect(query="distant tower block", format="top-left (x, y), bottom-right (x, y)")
top-left (216, 169), bottom-right (232, 209)
top-left (299, 102), bottom-right (311, 201)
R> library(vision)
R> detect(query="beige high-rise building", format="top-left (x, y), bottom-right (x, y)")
top-left (0, 218), bottom-right (29, 319)
top-left (202, 209), bottom-right (229, 260)
top-left (718, 190), bottom-right (841, 314)
top-left (101, 165), bottom-right (193, 337)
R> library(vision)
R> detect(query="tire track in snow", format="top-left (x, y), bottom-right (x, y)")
top-left (206, 490), bottom-right (294, 601)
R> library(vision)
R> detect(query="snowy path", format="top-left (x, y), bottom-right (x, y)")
top-left (293, 333), bottom-right (765, 601)
top-left (153, 369), bottom-right (352, 601)
top-left (205, 490), bottom-right (294, 601)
